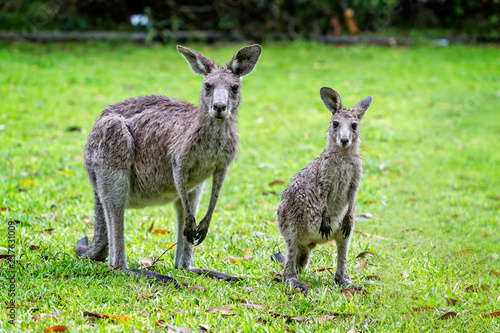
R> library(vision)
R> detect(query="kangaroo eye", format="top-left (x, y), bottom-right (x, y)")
top-left (205, 83), bottom-right (212, 91)
top-left (231, 85), bottom-right (239, 94)
top-left (332, 121), bottom-right (339, 128)
top-left (351, 123), bottom-right (358, 130)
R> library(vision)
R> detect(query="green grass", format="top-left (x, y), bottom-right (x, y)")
top-left (0, 41), bottom-right (499, 332)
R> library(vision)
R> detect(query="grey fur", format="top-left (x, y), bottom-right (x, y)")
top-left (74, 44), bottom-right (261, 283)
top-left (276, 87), bottom-right (372, 295)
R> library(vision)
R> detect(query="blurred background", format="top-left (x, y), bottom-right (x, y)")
top-left (1, 0), bottom-right (499, 42)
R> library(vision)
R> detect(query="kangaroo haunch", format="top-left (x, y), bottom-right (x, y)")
top-left (274, 87), bottom-right (373, 296)
top-left (74, 44), bottom-right (261, 285)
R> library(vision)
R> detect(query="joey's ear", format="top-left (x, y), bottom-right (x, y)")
top-left (228, 44), bottom-right (261, 77)
top-left (352, 96), bottom-right (372, 120)
top-left (177, 45), bottom-right (215, 76)
top-left (320, 87), bottom-right (342, 114)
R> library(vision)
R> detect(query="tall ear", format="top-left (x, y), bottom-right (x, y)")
top-left (320, 87), bottom-right (342, 114)
top-left (177, 45), bottom-right (214, 76)
top-left (228, 44), bottom-right (262, 77)
top-left (352, 96), bottom-right (373, 120)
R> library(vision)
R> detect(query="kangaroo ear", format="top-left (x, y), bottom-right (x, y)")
top-left (320, 87), bottom-right (342, 114)
top-left (228, 44), bottom-right (262, 77)
top-left (352, 96), bottom-right (372, 120)
top-left (177, 45), bottom-right (215, 76)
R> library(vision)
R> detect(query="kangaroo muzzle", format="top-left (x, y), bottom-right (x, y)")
top-left (211, 88), bottom-right (229, 119)
top-left (337, 127), bottom-right (352, 148)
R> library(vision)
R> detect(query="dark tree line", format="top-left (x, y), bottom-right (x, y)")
top-left (1, 0), bottom-right (498, 36)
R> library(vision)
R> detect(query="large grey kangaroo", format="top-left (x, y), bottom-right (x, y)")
top-left (273, 87), bottom-right (372, 296)
top-left (74, 44), bottom-right (261, 285)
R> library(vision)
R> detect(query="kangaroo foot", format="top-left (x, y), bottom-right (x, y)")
top-left (285, 278), bottom-right (309, 296)
top-left (334, 277), bottom-right (368, 294)
top-left (271, 253), bottom-right (285, 267)
top-left (186, 267), bottom-right (243, 282)
top-left (74, 235), bottom-right (108, 262)
top-left (74, 235), bottom-right (90, 257)
top-left (128, 268), bottom-right (181, 288)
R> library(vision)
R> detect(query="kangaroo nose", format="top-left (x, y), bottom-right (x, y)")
top-left (340, 138), bottom-right (349, 146)
top-left (213, 102), bottom-right (227, 114)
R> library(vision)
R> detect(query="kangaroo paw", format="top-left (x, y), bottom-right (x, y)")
top-left (319, 223), bottom-right (332, 239)
top-left (128, 268), bottom-right (181, 289)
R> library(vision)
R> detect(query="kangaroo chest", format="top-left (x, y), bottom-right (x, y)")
top-left (185, 138), bottom-right (237, 186)
top-left (324, 161), bottom-right (361, 216)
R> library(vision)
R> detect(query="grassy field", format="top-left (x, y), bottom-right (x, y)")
top-left (0, 41), bottom-right (499, 332)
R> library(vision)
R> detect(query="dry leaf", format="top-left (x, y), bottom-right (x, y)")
top-left (44, 326), bottom-right (68, 333)
top-left (287, 316), bottom-right (309, 323)
top-left (30, 245), bottom-right (41, 250)
top-left (225, 256), bottom-right (240, 263)
top-left (241, 303), bottom-right (265, 309)
top-left (225, 204), bottom-right (235, 210)
top-left (0, 206), bottom-right (10, 211)
top-left (457, 249), bottom-right (475, 256)
top-left (355, 259), bottom-right (370, 270)
top-left (490, 270), bottom-right (500, 277)
top-left (33, 310), bottom-right (62, 321)
top-left (154, 229), bottom-right (170, 235)
top-left (44, 228), bottom-right (54, 234)
top-left (363, 200), bottom-right (378, 204)
top-left (187, 285), bottom-right (204, 292)
top-left (137, 310), bottom-right (151, 316)
top-left (83, 311), bottom-right (132, 323)
top-left (318, 314), bottom-right (336, 322)
top-left (139, 258), bottom-right (154, 268)
top-left (412, 306), bottom-right (438, 312)
top-left (465, 284), bottom-right (490, 292)
top-left (365, 275), bottom-right (381, 281)
top-left (354, 230), bottom-right (388, 240)
top-left (244, 287), bottom-right (257, 292)
top-left (341, 288), bottom-right (364, 296)
top-left (224, 256), bottom-right (253, 264)
top-left (444, 297), bottom-right (459, 306)
top-left (355, 213), bottom-right (373, 222)
top-left (439, 311), bottom-right (458, 320)
top-left (199, 324), bottom-right (210, 332)
top-left (356, 251), bottom-right (374, 258)
top-left (0, 254), bottom-right (13, 264)
top-left (206, 307), bottom-right (235, 316)
top-left (253, 232), bottom-right (267, 236)
top-left (166, 324), bottom-right (192, 332)
top-left (315, 267), bottom-right (335, 274)
top-left (269, 180), bottom-right (285, 186)
top-left (483, 311), bottom-right (500, 318)
top-left (400, 271), bottom-right (410, 279)
top-left (347, 329), bottom-right (357, 333)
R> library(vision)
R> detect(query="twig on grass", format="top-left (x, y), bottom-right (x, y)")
top-left (149, 242), bottom-right (178, 269)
